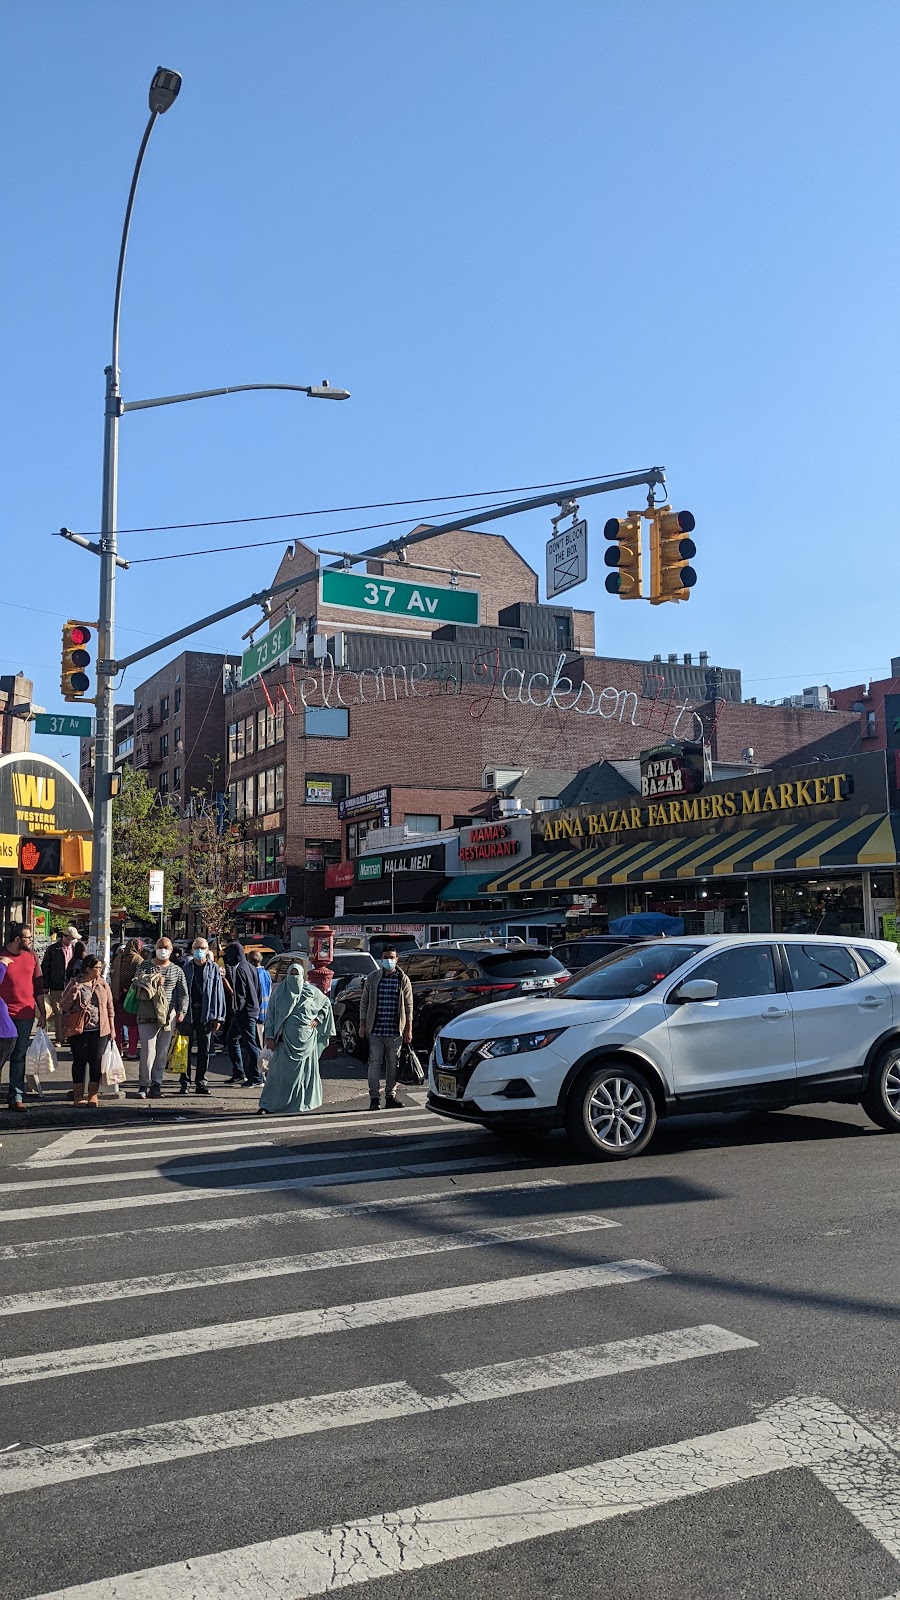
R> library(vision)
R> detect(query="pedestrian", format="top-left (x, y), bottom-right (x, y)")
top-left (109, 936), bottom-right (143, 1059)
top-left (0, 958), bottom-right (19, 1099)
top-left (180, 938), bottom-right (226, 1096)
top-left (0, 923), bottom-right (46, 1112)
top-left (223, 941), bottom-right (262, 1086)
top-left (248, 949), bottom-right (272, 1049)
top-left (69, 940), bottom-right (86, 979)
top-left (258, 961), bottom-right (334, 1115)
top-left (133, 935), bottom-right (189, 1100)
top-left (59, 954), bottom-right (116, 1108)
top-left (359, 946), bottom-right (413, 1110)
top-left (40, 926), bottom-right (79, 1044)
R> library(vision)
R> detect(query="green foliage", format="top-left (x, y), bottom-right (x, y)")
top-left (110, 767), bottom-right (183, 923)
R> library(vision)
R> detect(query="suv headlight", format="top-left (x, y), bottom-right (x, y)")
top-left (476, 1029), bottom-right (566, 1059)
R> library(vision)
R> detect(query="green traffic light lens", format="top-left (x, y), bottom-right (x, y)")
top-left (604, 572), bottom-right (621, 594)
top-left (70, 672), bottom-right (90, 693)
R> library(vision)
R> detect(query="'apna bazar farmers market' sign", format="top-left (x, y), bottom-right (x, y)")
top-left (543, 772), bottom-right (853, 843)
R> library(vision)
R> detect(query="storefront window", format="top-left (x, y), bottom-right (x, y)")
top-left (772, 877), bottom-right (864, 936)
top-left (626, 878), bottom-right (750, 935)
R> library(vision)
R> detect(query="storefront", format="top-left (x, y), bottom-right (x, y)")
top-left (343, 842), bottom-right (448, 915)
top-left (485, 754), bottom-right (900, 939)
top-left (235, 877), bottom-right (287, 944)
top-left (0, 753), bottom-right (94, 945)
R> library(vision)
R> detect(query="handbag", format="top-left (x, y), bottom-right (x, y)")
top-left (398, 1040), bottom-right (425, 1085)
top-left (122, 985), bottom-right (140, 1015)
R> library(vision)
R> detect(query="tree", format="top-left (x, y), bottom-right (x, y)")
top-left (110, 767), bottom-right (184, 924)
top-left (180, 790), bottom-right (246, 939)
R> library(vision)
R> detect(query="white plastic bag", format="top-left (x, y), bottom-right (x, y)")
top-left (258, 1047), bottom-right (272, 1077)
top-left (26, 1027), bottom-right (57, 1077)
top-left (102, 1040), bottom-right (127, 1086)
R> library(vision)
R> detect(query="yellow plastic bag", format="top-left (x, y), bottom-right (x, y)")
top-left (166, 1032), bottom-right (189, 1074)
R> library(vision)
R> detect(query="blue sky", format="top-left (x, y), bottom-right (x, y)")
top-left (3, 1), bottom-right (899, 774)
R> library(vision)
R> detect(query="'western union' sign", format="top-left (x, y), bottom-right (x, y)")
top-left (543, 774), bottom-right (850, 843)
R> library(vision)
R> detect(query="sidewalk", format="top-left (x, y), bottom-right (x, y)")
top-left (0, 1042), bottom-right (381, 1129)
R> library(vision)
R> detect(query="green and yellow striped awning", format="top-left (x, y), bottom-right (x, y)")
top-left (485, 814), bottom-right (899, 893)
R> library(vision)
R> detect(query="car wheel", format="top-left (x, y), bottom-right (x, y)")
top-left (565, 1062), bottom-right (658, 1160)
top-left (862, 1046), bottom-right (900, 1132)
top-left (339, 1015), bottom-right (361, 1058)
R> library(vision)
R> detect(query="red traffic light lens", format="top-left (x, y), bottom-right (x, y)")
top-left (70, 626), bottom-right (91, 646)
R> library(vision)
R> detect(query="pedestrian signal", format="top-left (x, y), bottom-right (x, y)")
top-left (61, 621), bottom-right (93, 701)
top-left (18, 836), bottom-right (62, 876)
top-left (649, 508), bottom-right (696, 604)
top-left (603, 513), bottom-right (643, 598)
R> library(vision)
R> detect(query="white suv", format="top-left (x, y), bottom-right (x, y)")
top-left (428, 934), bottom-right (900, 1159)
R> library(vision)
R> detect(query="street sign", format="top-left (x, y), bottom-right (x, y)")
top-left (33, 713), bottom-right (94, 738)
top-left (320, 568), bottom-right (480, 626)
top-left (148, 870), bottom-right (165, 913)
top-left (240, 613), bottom-right (296, 684)
top-left (546, 517), bottom-right (588, 599)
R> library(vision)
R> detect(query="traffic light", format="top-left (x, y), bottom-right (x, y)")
top-left (649, 507), bottom-right (696, 604)
top-left (60, 621), bottom-right (93, 701)
top-left (603, 512), bottom-right (643, 598)
top-left (18, 837), bottom-right (62, 876)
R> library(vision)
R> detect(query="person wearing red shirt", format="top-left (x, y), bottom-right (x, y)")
top-left (0, 923), bottom-right (46, 1111)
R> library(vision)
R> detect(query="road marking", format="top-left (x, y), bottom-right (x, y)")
top-left (0, 1259), bottom-right (666, 1386)
top-left (18, 1398), bottom-right (896, 1598)
top-left (21, 1130), bottom-right (96, 1165)
top-left (812, 1450), bottom-right (900, 1563)
top-left (0, 1180), bottom-right (564, 1260)
top-left (0, 1213), bottom-right (619, 1316)
top-left (0, 1132), bottom-right (482, 1195)
top-left (22, 1112), bottom-right (441, 1166)
top-left (0, 1154), bottom-right (530, 1224)
top-left (0, 1324), bottom-right (753, 1494)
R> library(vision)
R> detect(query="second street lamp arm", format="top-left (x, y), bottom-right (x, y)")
top-left (121, 382), bottom-right (350, 413)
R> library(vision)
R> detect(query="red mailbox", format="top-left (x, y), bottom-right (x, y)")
top-left (307, 924), bottom-right (335, 996)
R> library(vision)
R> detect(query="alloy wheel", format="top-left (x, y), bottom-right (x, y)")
top-left (886, 1058), bottom-right (900, 1117)
top-left (588, 1076), bottom-right (647, 1149)
top-left (340, 1018), bottom-right (359, 1055)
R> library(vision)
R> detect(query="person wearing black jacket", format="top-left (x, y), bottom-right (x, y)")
top-left (223, 941), bottom-right (262, 1086)
top-left (41, 927), bottom-right (79, 1044)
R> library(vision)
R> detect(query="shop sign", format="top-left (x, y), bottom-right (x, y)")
top-left (338, 786), bottom-right (391, 822)
top-left (384, 845), bottom-right (445, 875)
top-left (324, 860), bottom-right (355, 890)
top-left (640, 742), bottom-right (704, 798)
top-left (0, 754), bottom-right (93, 839)
top-left (247, 878), bottom-right (286, 897)
top-left (357, 857), bottom-right (383, 881)
top-left (458, 817), bottom-right (531, 868)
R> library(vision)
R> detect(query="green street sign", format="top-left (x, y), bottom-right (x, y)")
top-left (320, 568), bottom-right (480, 626)
top-left (33, 713), bottom-right (93, 737)
top-left (356, 857), bottom-right (382, 880)
top-left (240, 613), bottom-right (296, 684)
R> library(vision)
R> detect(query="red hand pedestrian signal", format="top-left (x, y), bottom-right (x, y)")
top-left (20, 841), bottom-right (40, 873)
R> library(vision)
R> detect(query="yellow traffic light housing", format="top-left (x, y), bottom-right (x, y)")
top-left (649, 507), bottom-right (696, 604)
top-left (60, 621), bottom-right (94, 701)
top-left (603, 512), bottom-right (643, 599)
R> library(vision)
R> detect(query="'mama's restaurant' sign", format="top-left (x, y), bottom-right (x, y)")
top-left (539, 756), bottom-right (889, 848)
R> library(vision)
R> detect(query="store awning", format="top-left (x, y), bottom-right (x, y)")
top-left (237, 893), bottom-right (286, 912)
top-left (438, 875), bottom-right (498, 902)
top-left (486, 815), bottom-right (900, 892)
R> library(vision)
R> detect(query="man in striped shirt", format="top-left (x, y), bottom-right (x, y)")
top-left (360, 948), bottom-right (413, 1110)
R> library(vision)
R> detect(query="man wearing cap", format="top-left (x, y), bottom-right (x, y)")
top-left (41, 926), bottom-right (79, 1044)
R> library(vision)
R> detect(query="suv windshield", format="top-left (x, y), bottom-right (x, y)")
top-left (561, 942), bottom-right (706, 1000)
top-left (332, 954), bottom-right (376, 973)
top-left (476, 952), bottom-right (567, 979)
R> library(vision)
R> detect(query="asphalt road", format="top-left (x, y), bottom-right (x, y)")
top-left (0, 1095), bottom-right (898, 1599)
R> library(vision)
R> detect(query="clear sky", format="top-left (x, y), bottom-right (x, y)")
top-left (3, 1), bottom-right (899, 775)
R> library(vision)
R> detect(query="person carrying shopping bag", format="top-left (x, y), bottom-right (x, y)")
top-left (258, 962), bottom-right (334, 1115)
top-left (109, 937), bottom-right (143, 1060)
top-left (133, 937), bottom-right (188, 1100)
top-left (59, 955), bottom-right (116, 1108)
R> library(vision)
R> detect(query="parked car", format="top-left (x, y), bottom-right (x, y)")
top-left (428, 934), bottom-right (900, 1160)
top-left (266, 949), bottom-right (379, 998)
top-left (332, 942), bottom-right (569, 1058)
top-left (366, 933), bottom-right (421, 960)
top-left (551, 935), bottom-right (653, 973)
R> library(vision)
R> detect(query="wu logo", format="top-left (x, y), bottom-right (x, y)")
top-left (12, 774), bottom-right (56, 811)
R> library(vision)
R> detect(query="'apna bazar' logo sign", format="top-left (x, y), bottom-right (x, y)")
top-left (544, 773), bottom-right (851, 841)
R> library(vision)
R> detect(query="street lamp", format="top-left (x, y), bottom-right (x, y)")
top-left (88, 70), bottom-right (349, 971)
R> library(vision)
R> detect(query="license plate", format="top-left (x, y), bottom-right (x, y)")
top-left (437, 1072), bottom-right (458, 1098)
top-left (520, 977), bottom-right (551, 992)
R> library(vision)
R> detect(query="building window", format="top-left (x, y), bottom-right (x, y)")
top-left (228, 721), bottom-right (238, 763)
top-left (173, 765), bottom-right (181, 791)
top-left (159, 734), bottom-right (169, 759)
top-left (158, 772), bottom-right (169, 795)
top-left (305, 773), bottom-right (348, 805)
top-left (160, 695), bottom-right (169, 722)
top-left (245, 715), bottom-right (255, 756)
top-left (404, 813), bottom-right (440, 834)
top-left (174, 726), bottom-right (181, 750)
top-left (275, 699), bottom-right (285, 742)
top-left (864, 710), bottom-right (877, 739)
top-left (235, 720), bottom-right (245, 760)
top-left (506, 635), bottom-right (525, 649)
top-left (257, 708), bottom-right (268, 753)
top-left (348, 818), bottom-right (381, 857)
top-left (555, 615), bottom-right (571, 649)
top-left (174, 686), bottom-right (181, 714)
top-left (305, 706), bottom-right (349, 738)
top-left (275, 763), bottom-right (284, 810)
top-left (117, 735), bottom-right (134, 759)
top-left (304, 838), bottom-right (341, 872)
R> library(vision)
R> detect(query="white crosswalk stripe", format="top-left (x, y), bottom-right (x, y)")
top-left (0, 1259), bottom-right (667, 1386)
top-left (18, 1398), bottom-right (899, 1600)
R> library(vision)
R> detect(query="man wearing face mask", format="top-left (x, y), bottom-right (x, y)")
top-left (133, 936), bottom-right (189, 1100)
top-left (180, 938), bottom-right (226, 1095)
top-left (359, 947), bottom-right (413, 1110)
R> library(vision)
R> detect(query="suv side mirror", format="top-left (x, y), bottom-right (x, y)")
top-left (671, 977), bottom-right (719, 1004)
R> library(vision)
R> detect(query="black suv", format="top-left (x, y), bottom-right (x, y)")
top-left (332, 943), bottom-right (569, 1057)
top-left (551, 935), bottom-right (652, 973)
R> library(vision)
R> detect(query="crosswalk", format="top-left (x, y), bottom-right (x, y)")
top-left (2, 1105), bottom-right (898, 1598)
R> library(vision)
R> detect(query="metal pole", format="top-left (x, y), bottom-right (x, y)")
top-left (89, 109), bottom-right (158, 973)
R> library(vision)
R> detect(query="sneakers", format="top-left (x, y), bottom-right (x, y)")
top-left (195, 1081), bottom-right (210, 1096)
top-left (137, 1088), bottom-right (148, 1100)
top-left (369, 1097), bottom-right (381, 1110)
top-left (244, 1075), bottom-right (263, 1088)
top-left (384, 1095), bottom-right (403, 1110)
top-left (148, 1084), bottom-right (162, 1100)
